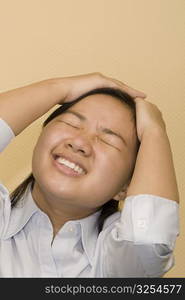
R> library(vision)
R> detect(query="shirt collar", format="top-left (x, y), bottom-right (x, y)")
top-left (2, 183), bottom-right (101, 260)
top-left (2, 183), bottom-right (39, 239)
top-left (79, 210), bottom-right (101, 266)
top-left (2, 183), bottom-right (120, 267)
top-left (79, 209), bottom-right (120, 266)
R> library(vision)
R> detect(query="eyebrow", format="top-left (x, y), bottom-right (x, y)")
top-left (63, 110), bottom-right (127, 146)
top-left (64, 110), bottom-right (86, 121)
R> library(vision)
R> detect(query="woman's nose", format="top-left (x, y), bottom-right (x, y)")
top-left (64, 134), bottom-right (93, 157)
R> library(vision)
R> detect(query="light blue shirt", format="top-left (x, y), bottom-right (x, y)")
top-left (0, 119), bottom-right (179, 277)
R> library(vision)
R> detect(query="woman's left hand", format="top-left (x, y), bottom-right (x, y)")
top-left (134, 98), bottom-right (166, 141)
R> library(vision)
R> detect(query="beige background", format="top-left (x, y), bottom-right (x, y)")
top-left (0, 0), bottom-right (184, 277)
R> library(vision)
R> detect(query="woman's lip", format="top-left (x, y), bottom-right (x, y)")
top-left (53, 153), bottom-right (87, 174)
top-left (52, 157), bottom-right (85, 177)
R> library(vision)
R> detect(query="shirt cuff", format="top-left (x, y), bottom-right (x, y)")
top-left (117, 194), bottom-right (179, 249)
top-left (0, 118), bottom-right (15, 152)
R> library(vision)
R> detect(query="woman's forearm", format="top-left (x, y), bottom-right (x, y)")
top-left (127, 128), bottom-right (179, 202)
top-left (0, 73), bottom-right (146, 136)
top-left (0, 78), bottom-right (66, 135)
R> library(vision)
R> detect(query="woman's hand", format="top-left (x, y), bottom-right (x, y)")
top-left (0, 72), bottom-right (146, 136)
top-left (134, 98), bottom-right (166, 141)
top-left (127, 97), bottom-right (179, 202)
top-left (59, 72), bottom-right (147, 103)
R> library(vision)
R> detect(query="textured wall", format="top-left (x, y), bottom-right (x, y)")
top-left (0, 0), bottom-right (184, 277)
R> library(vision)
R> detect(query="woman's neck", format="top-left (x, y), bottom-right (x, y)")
top-left (31, 182), bottom-right (97, 236)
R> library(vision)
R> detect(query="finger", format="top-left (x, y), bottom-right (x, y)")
top-left (110, 78), bottom-right (147, 99)
top-left (134, 97), bottom-right (148, 104)
top-left (124, 86), bottom-right (147, 99)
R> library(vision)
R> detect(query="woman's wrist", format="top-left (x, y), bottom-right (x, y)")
top-left (141, 125), bottom-right (168, 142)
top-left (44, 77), bottom-right (69, 105)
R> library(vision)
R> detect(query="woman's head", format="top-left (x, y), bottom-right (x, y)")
top-left (31, 88), bottom-right (139, 213)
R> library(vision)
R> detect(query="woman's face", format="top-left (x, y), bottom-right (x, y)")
top-left (32, 94), bottom-right (138, 210)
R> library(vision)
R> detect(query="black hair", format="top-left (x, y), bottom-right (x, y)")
top-left (10, 87), bottom-right (139, 233)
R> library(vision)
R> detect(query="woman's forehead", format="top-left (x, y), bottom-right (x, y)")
top-left (57, 94), bottom-right (137, 143)
top-left (67, 94), bottom-right (134, 120)
top-left (44, 94), bottom-right (138, 151)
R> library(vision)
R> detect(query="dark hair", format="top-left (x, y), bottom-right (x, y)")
top-left (10, 87), bottom-right (139, 233)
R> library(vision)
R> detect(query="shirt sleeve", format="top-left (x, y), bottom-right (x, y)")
top-left (0, 118), bottom-right (15, 152)
top-left (101, 194), bottom-right (179, 277)
top-left (0, 183), bottom-right (11, 238)
top-left (115, 194), bottom-right (179, 249)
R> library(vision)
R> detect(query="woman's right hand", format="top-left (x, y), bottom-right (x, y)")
top-left (59, 72), bottom-right (147, 103)
top-left (0, 72), bottom-right (146, 136)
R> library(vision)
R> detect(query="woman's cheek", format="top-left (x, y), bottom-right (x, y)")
top-left (39, 129), bottom-right (63, 149)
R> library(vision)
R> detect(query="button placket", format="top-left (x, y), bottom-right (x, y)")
top-left (38, 212), bottom-right (57, 277)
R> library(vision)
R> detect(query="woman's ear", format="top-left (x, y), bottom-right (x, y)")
top-left (113, 184), bottom-right (128, 201)
top-left (113, 190), bottom-right (126, 201)
top-left (113, 179), bottom-right (131, 201)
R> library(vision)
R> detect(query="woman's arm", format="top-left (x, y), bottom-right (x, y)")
top-left (126, 98), bottom-right (179, 202)
top-left (0, 73), bottom-right (146, 136)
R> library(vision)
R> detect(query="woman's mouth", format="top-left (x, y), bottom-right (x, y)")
top-left (53, 155), bottom-right (86, 177)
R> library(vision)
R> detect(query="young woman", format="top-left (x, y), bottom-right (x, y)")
top-left (0, 73), bottom-right (179, 277)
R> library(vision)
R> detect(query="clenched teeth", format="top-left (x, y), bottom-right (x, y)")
top-left (56, 157), bottom-right (85, 175)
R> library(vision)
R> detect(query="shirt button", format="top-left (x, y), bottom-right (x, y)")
top-left (137, 219), bottom-right (147, 229)
top-left (68, 225), bottom-right (75, 233)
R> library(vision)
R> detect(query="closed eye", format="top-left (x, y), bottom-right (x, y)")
top-left (60, 120), bottom-right (80, 129)
top-left (99, 138), bottom-right (121, 151)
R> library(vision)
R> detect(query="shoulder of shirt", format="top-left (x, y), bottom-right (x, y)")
top-left (0, 182), bottom-right (39, 239)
